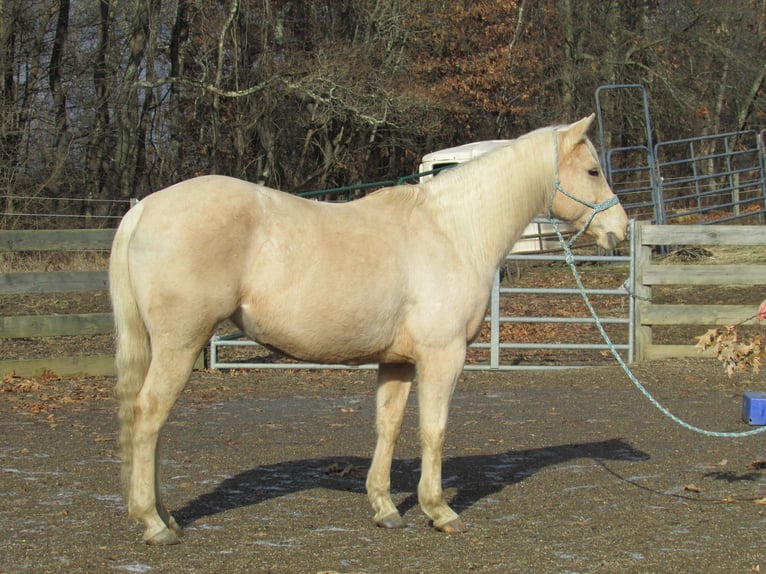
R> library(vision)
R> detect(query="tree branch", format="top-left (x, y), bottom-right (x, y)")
top-left (214, 0), bottom-right (240, 108)
top-left (134, 76), bottom-right (274, 98)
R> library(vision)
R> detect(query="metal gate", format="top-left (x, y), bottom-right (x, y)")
top-left (596, 84), bottom-right (662, 222)
top-left (654, 130), bottom-right (766, 225)
top-left (596, 83), bottom-right (766, 226)
top-left (208, 222), bottom-right (635, 371)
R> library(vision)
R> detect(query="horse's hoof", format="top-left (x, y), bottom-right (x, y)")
top-left (145, 527), bottom-right (182, 546)
top-left (434, 518), bottom-right (467, 534)
top-left (375, 513), bottom-right (406, 529)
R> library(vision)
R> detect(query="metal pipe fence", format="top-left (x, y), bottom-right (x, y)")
top-left (655, 130), bottom-right (766, 225)
top-left (208, 223), bottom-right (635, 371)
top-left (596, 84), bottom-right (766, 227)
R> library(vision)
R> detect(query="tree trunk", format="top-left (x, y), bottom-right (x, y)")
top-left (85, 0), bottom-right (113, 219)
top-left (0, 0), bottom-right (18, 223)
top-left (168, 0), bottom-right (189, 183)
top-left (114, 0), bottom-right (151, 200)
top-left (49, 0), bottom-right (69, 150)
top-left (210, 0), bottom-right (240, 174)
top-left (559, 0), bottom-right (576, 118)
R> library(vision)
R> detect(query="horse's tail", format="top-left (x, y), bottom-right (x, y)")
top-left (109, 201), bottom-right (149, 496)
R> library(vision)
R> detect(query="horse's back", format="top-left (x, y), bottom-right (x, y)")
top-left (123, 175), bottom-right (487, 364)
top-left (123, 176), bottom-right (410, 360)
top-left (139, 175), bottom-right (295, 220)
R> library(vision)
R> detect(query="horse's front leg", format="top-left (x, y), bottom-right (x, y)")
top-left (417, 348), bottom-right (467, 534)
top-left (366, 363), bottom-right (414, 529)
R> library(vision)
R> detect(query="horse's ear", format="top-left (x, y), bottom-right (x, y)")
top-left (560, 114), bottom-right (595, 149)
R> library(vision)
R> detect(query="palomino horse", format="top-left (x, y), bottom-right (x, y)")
top-left (109, 115), bottom-right (628, 544)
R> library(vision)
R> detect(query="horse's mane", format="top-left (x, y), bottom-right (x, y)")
top-left (360, 124), bottom-right (570, 220)
top-left (424, 125), bottom-right (557, 197)
top-left (418, 126), bottom-right (557, 266)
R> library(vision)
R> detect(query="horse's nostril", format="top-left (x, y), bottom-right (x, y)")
top-left (607, 231), bottom-right (619, 249)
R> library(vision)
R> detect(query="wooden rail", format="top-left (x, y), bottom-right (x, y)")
top-left (0, 229), bottom-right (116, 251)
top-left (0, 229), bottom-right (116, 376)
top-left (634, 222), bottom-right (766, 361)
top-left (4, 224), bottom-right (764, 374)
top-left (1, 228), bottom-right (204, 377)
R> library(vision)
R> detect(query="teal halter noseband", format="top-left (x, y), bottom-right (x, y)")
top-left (547, 133), bottom-right (619, 248)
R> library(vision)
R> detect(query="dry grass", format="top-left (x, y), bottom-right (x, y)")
top-left (657, 244), bottom-right (766, 266)
top-left (705, 244), bottom-right (766, 265)
top-left (0, 251), bottom-right (110, 273)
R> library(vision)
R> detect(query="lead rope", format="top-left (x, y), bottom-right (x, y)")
top-left (548, 133), bottom-right (766, 438)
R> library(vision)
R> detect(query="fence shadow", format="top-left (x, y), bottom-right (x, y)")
top-left (174, 438), bottom-right (648, 528)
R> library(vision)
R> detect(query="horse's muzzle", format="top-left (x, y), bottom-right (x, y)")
top-left (604, 231), bottom-right (622, 250)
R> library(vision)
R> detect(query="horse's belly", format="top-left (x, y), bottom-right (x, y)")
top-left (233, 303), bottom-right (405, 365)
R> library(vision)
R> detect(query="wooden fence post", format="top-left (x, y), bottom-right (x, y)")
top-left (633, 221), bottom-right (653, 362)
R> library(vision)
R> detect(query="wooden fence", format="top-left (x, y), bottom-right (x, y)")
top-left (634, 222), bottom-right (766, 361)
top-left (3, 224), bottom-right (765, 375)
top-left (0, 229), bottom-right (115, 376)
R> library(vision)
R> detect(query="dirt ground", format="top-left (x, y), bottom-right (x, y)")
top-left (2, 358), bottom-right (766, 573)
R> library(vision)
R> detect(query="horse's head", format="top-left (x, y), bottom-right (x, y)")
top-left (549, 115), bottom-right (628, 250)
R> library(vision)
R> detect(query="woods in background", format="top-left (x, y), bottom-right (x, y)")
top-left (1, 0), bottom-right (765, 226)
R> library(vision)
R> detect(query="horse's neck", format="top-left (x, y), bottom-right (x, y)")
top-left (424, 134), bottom-right (553, 276)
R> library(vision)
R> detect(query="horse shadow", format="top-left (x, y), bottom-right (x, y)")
top-left (174, 438), bottom-right (648, 528)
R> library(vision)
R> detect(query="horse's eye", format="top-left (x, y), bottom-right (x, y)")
top-left (588, 168), bottom-right (600, 177)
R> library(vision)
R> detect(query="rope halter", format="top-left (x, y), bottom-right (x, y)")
top-left (547, 132), bottom-right (619, 248)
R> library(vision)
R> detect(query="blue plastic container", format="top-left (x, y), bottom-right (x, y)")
top-left (742, 392), bottom-right (766, 425)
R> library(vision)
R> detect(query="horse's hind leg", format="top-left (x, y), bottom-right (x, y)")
top-left (129, 343), bottom-right (198, 545)
top-left (366, 363), bottom-right (414, 528)
top-left (155, 443), bottom-right (183, 538)
top-left (416, 348), bottom-right (467, 533)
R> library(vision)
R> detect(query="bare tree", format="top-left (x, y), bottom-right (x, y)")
top-left (167, 0), bottom-right (189, 182)
top-left (84, 0), bottom-right (114, 219)
top-left (113, 0), bottom-right (152, 200)
top-left (1, 0), bottom-right (765, 229)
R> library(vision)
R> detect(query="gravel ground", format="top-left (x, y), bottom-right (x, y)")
top-left (2, 359), bottom-right (766, 573)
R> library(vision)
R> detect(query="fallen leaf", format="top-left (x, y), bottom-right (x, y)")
top-left (684, 484), bottom-right (702, 493)
top-left (758, 299), bottom-right (766, 321)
